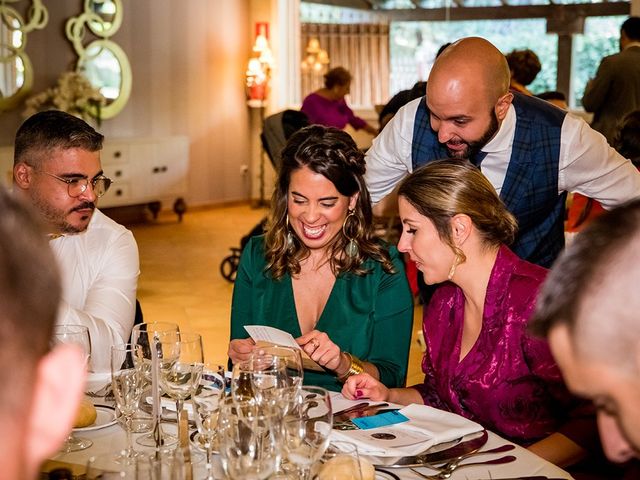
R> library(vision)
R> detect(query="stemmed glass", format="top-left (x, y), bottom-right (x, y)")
top-left (217, 396), bottom-right (280, 480)
top-left (51, 324), bottom-right (93, 452)
top-left (157, 331), bottom-right (204, 427)
top-left (131, 322), bottom-right (180, 447)
top-left (281, 386), bottom-right (333, 480)
top-left (192, 363), bottom-right (226, 480)
top-left (111, 343), bottom-right (143, 464)
top-left (314, 441), bottom-right (363, 480)
top-left (230, 360), bottom-right (256, 403)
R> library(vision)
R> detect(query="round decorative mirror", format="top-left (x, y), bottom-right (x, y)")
top-left (66, 0), bottom-right (130, 119)
top-left (86, 0), bottom-right (121, 38)
top-left (77, 39), bottom-right (130, 119)
top-left (0, 9), bottom-right (33, 111)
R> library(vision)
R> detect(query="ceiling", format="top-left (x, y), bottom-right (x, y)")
top-left (304, 0), bottom-right (631, 22)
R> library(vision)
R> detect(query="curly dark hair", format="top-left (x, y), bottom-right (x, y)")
top-left (323, 67), bottom-right (351, 89)
top-left (506, 49), bottom-right (541, 87)
top-left (264, 125), bottom-right (395, 279)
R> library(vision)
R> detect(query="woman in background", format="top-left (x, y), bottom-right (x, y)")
top-left (228, 125), bottom-right (413, 392)
top-left (506, 49), bottom-right (541, 96)
top-left (301, 67), bottom-right (378, 135)
top-left (343, 160), bottom-right (595, 468)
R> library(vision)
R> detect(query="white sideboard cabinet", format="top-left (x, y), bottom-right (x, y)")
top-left (0, 136), bottom-right (189, 220)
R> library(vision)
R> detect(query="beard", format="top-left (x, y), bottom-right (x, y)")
top-left (31, 193), bottom-right (95, 234)
top-left (445, 111), bottom-right (500, 160)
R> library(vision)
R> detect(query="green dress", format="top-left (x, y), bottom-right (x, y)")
top-left (230, 235), bottom-right (414, 392)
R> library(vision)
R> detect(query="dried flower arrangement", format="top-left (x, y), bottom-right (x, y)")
top-left (23, 71), bottom-right (106, 125)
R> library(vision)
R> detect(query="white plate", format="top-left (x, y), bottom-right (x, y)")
top-left (73, 405), bottom-right (117, 432)
top-left (85, 372), bottom-right (111, 394)
top-left (374, 469), bottom-right (401, 480)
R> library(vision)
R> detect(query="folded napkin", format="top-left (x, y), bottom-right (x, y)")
top-left (331, 403), bottom-right (483, 458)
top-left (85, 372), bottom-right (111, 394)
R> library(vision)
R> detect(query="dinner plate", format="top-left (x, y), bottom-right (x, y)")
top-left (73, 405), bottom-right (117, 432)
top-left (374, 469), bottom-right (401, 480)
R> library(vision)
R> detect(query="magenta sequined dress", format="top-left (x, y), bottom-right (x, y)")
top-left (412, 246), bottom-right (590, 445)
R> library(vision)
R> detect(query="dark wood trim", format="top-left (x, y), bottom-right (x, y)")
top-left (304, 1), bottom-right (630, 21)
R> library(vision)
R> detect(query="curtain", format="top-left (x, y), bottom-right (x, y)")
top-left (301, 23), bottom-right (389, 109)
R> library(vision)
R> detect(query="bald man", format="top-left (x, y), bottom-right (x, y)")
top-left (530, 199), bottom-right (640, 469)
top-left (366, 37), bottom-right (640, 268)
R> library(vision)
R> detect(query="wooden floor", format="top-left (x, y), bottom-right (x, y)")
top-left (126, 204), bottom-right (424, 387)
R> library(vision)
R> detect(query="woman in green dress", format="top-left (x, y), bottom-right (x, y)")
top-left (228, 125), bottom-right (413, 392)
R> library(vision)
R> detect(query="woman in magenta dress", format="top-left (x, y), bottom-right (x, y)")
top-left (343, 160), bottom-right (595, 468)
top-left (301, 67), bottom-right (377, 135)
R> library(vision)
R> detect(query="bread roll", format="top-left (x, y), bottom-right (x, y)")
top-left (73, 398), bottom-right (97, 428)
top-left (318, 455), bottom-right (375, 480)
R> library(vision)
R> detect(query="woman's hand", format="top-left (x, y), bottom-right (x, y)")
top-left (297, 330), bottom-right (343, 371)
top-left (227, 338), bottom-right (256, 364)
top-left (342, 373), bottom-right (389, 401)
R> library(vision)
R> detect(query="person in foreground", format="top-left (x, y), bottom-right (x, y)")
top-left (0, 186), bottom-right (85, 479)
top-left (530, 199), bottom-right (640, 467)
top-left (366, 36), bottom-right (640, 268)
top-left (228, 125), bottom-right (413, 392)
top-left (301, 67), bottom-right (378, 135)
top-left (343, 160), bottom-right (593, 468)
top-left (13, 110), bottom-right (140, 372)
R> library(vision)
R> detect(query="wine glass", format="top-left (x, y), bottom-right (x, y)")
top-left (217, 396), bottom-right (280, 480)
top-left (192, 363), bottom-right (225, 480)
top-left (252, 345), bottom-right (304, 388)
top-left (157, 331), bottom-right (204, 427)
top-left (111, 343), bottom-right (143, 464)
top-left (51, 324), bottom-right (93, 452)
top-left (131, 322), bottom-right (180, 447)
top-left (281, 386), bottom-right (333, 480)
top-left (230, 360), bottom-right (256, 403)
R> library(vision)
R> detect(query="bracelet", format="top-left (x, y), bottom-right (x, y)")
top-left (337, 352), bottom-right (365, 382)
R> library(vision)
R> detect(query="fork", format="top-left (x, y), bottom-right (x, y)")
top-left (429, 443), bottom-right (516, 472)
top-left (410, 455), bottom-right (517, 479)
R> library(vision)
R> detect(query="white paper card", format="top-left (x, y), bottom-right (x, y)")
top-left (244, 325), bottom-right (301, 350)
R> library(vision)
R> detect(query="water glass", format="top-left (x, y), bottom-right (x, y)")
top-left (52, 324), bottom-right (93, 452)
top-left (281, 386), bottom-right (333, 479)
top-left (217, 396), bottom-right (280, 480)
top-left (86, 454), bottom-right (136, 479)
top-left (111, 343), bottom-right (143, 464)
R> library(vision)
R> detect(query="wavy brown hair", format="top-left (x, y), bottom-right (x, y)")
top-left (398, 160), bottom-right (518, 263)
top-left (265, 125), bottom-right (394, 279)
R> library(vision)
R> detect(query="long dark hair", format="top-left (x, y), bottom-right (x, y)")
top-left (264, 125), bottom-right (394, 279)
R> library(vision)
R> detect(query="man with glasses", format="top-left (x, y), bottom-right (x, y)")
top-left (13, 110), bottom-right (139, 373)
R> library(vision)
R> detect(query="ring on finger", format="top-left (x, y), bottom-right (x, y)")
top-left (310, 338), bottom-right (320, 349)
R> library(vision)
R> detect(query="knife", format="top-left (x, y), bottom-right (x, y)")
top-left (476, 477), bottom-right (566, 480)
top-left (375, 429), bottom-right (489, 468)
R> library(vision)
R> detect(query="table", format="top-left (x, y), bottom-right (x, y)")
top-left (46, 397), bottom-right (574, 479)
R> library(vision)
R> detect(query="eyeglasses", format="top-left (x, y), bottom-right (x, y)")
top-left (39, 171), bottom-right (112, 198)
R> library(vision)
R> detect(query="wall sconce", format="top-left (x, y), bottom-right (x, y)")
top-left (301, 37), bottom-right (329, 73)
top-left (246, 22), bottom-right (274, 106)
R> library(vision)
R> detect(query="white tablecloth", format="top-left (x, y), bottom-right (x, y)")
top-left (49, 396), bottom-right (574, 480)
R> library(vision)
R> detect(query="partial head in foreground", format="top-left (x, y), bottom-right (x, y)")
top-left (396, 159), bottom-right (517, 284)
top-left (426, 37), bottom-right (513, 160)
top-left (265, 125), bottom-right (394, 278)
top-left (0, 186), bottom-right (85, 479)
top-left (530, 199), bottom-right (640, 463)
top-left (13, 110), bottom-right (108, 234)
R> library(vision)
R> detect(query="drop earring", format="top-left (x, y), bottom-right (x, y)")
top-left (286, 215), bottom-right (294, 251)
top-left (447, 251), bottom-right (463, 281)
top-left (342, 209), bottom-right (361, 258)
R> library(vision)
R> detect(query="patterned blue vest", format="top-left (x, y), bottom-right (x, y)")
top-left (411, 93), bottom-right (567, 268)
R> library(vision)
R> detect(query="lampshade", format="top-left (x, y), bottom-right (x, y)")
top-left (302, 37), bottom-right (329, 73)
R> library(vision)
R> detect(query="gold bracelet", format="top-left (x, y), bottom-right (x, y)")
top-left (337, 352), bottom-right (365, 382)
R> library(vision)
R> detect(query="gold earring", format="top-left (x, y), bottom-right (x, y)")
top-left (286, 215), bottom-right (294, 251)
top-left (342, 209), bottom-right (361, 258)
top-left (447, 252), bottom-right (462, 281)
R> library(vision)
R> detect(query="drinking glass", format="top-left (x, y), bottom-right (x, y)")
top-left (111, 343), bottom-right (143, 464)
top-left (281, 386), bottom-right (333, 480)
top-left (131, 322), bottom-right (180, 447)
top-left (251, 345), bottom-right (304, 388)
top-left (217, 396), bottom-right (280, 480)
top-left (192, 363), bottom-right (225, 480)
top-left (230, 360), bottom-right (255, 403)
top-left (135, 451), bottom-right (187, 480)
top-left (51, 324), bottom-right (93, 452)
top-left (158, 331), bottom-right (204, 427)
top-left (313, 441), bottom-right (363, 480)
